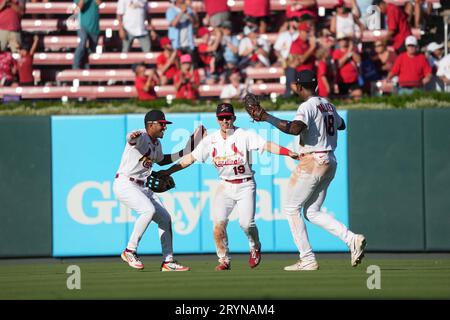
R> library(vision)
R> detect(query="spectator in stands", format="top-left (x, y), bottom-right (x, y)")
top-left (437, 53), bottom-right (450, 92)
top-left (0, 48), bottom-right (17, 86)
top-left (16, 34), bottom-right (39, 86)
top-left (117, 0), bottom-right (154, 53)
top-left (72, 0), bottom-right (101, 69)
top-left (285, 0), bottom-right (318, 23)
top-left (317, 28), bottom-right (336, 52)
top-left (166, 0), bottom-right (198, 54)
top-left (332, 32), bottom-right (362, 100)
top-left (204, 0), bottom-right (230, 28)
top-left (174, 53), bottom-right (200, 100)
top-left (356, 0), bottom-right (371, 19)
top-left (243, 0), bottom-right (270, 34)
top-left (373, 0), bottom-right (412, 54)
top-left (156, 37), bottom-right (179, 85)
top-left (218, 20), bottom-right (239, 83)
top-left (219, 69), bottom-right (250, 102)
top-left (238, 25), bottom-right (271, 69)
top-left (316, 47), bottom-right (332, 98)
top-left (284, 22), bottom-right (316, 97)
top-left (133, 62), bottom-right (159, 100)
top-left (273, 17), bottom-right (299, 68)
top-left (372, 40), bottom-right (397, 79)
top-left (0, 0), bottom-right (25, 53)
top-left (197, 27), bottom-right (222, 85)
top-left (330, 0), bottom-right (364, 39)
top-left (387, 35), bottom-right (432, 95)
top-left (425, 42), bottom-right (445, 92)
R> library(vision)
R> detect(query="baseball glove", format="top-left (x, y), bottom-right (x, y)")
top-left (244, 93), bottom-right (268, 122)
top-left (147, 171), bottom-right (175, 193)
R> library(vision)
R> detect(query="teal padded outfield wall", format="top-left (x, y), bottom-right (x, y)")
top-left (0, 117), bottom-right (52, 257)
top-left (348, 109), bottom-right (450, 252)
top-left (0, 109), bottom-right (449, 258)
top-left (423, 110), bottom-right (450, 250)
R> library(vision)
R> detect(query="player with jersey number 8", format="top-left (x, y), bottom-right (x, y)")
top-left (155, 103), bottom-right (299, 271)
top-left (249, 70), bottom-right (367, 271)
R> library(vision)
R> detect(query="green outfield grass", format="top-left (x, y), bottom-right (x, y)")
top-left (0, 254), bottom-right (449, 300)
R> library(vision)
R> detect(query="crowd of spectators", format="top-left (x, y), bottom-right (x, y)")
top-left (1, 0), bottom-right (450, 101)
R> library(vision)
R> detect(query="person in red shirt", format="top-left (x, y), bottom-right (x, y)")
top-left (316, 47), bottom-right (332, 98)
top-left (134, 62), bottom-right (159, 101)
top-left (387, 35), bottom-right (432, 95)
top-left (332, 33), bottom-right (362, 100)
top-left (0, 0), bottom-right (25, 53)
top-left (17, 35), bottom-right (39, 86)
top-left (0, 48), bottom-right (17, 86)
top-left (156, 37), bottom-right (179, 85)
top-left (197, 27), bottom-right (222, 84)
top-left (174, 54), bottom-right (200, 100)
top-left (243, 0), bottom-right (270, 34)
top-left (204, 0), bottom-right (230, 28)
top-left (284, 22), bottom-right (316, 97)
top-left (374, 0), bottom-right (412, 54)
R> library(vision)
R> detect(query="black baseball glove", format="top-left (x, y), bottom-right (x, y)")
top-left (243, 93), bottom-right (268, 122)
top-left (147, 171), bottom-right (175, 193)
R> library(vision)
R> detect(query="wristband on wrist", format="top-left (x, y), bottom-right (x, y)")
top-left (280, 147), bottom-right (290, 156)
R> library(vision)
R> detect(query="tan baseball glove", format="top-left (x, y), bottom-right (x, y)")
top-left (244, 93), bottom-right (268, 122)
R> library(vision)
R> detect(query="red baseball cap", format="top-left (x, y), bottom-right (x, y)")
top-left (160, 37), bottom-right (171, 47)
top-left (298, 22), bottom-right (311, 32)
top-left (198, 27), bottom-right (211, 38)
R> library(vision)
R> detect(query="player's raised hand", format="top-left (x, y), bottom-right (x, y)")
top-left (130, 131), bottom-right (143, 139)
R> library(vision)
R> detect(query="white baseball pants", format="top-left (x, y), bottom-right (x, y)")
top-left (284, 152), bottom-right (354, 262)
top-left (113, 176), bottom-right (173, 262)
top-left (213, 179), bottom-right (261, 264)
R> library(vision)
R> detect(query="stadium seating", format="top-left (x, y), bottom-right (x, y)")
top-left (0, 83), bottom-right (285, 100)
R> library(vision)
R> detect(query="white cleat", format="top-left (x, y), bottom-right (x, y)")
top-left (121, 250), bottom-right (144, 270)
top-left (350, 234), bottom-right (367, 267)
top-left (161, 260), bottom-right (190, 272)
top-left (284, 260), bottom-right (319, 271)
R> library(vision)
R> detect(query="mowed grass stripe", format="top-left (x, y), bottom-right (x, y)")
top-left (0, 258), bottom-right (449, 299)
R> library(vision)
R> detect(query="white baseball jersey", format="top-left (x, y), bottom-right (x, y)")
top-left (293, 96), bottom-right (343, 154)
top-left (191, 128), bottom-right (266, 180)
top-left (116, 130), bottom-right (164, 180)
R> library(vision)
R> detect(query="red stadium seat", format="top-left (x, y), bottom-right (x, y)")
top-left (33, 52), bottom-right (160, 65)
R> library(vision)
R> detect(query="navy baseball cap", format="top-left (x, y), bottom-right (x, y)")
top-left (216, 103), bottom-right (235, 116)
top-left (144, 110), bottom-right (173, 124)
top-left (296, 70), bottom-right (317, 87)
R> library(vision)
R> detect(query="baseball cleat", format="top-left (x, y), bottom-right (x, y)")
top-left (284, 260), bottom-right (319, 271)
top-left (350, 234), bottom-right (367, 267)
top-left (161, 260), bottom-right (190, 272)
top-left (248, 248), bottom-right (261, 268)
top-left (121, 249), bottom-right (144, 270)
top-left (215, 261), bottom-right (231, 271)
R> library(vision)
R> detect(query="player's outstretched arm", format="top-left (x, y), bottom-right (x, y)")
top-left (156, 154), bottom-right (197, 176)
top-left (265, 114), bottom-right (307, 136)
top-left (263, 142), bottom-right (299, 159)
top-left (158, 125), bottom-right (207, 165)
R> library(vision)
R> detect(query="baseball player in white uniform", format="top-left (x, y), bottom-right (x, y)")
top-left (113, 110), bottom-right (199, 271)
top-left (257, 70), bottom-right (366, 270)
top-left (156, 103), bottom-right (299, 271)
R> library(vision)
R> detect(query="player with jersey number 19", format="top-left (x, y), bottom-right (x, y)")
top-left (247, 70), bottom-right (366, 271)
top-left (113, 110), bottom-right (206, 272)
top-left (156, 103), bottom-right (299, 271)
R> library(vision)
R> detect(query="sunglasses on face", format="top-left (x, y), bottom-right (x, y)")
top-left (218, 116), bottom-right (233, 121)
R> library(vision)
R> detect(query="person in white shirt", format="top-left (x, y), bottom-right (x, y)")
top-left (273, 17), bottom-right (299, 68)
top-left (219, 69), bottom-right (250, 102)
top-left (255, 70), bottom-right (366, 271)
top-left (114, 110), bottom-right (204, 271)
top-left (156, 103), bottom-right (299, 271)
top-left (238, 26), bottom-right (271, 68)
top-left (117, 0), bottom-right (154, 52)
top-left (437, 53), bottom-right (450, 92)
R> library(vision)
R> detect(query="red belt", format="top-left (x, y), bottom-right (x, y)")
top-left (115, 173), bottom-right (146, 186)
top-left (224, 177), bottom-right (253, 184)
